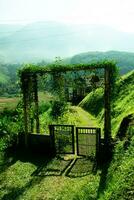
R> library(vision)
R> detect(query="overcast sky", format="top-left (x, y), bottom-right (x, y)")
top-left (0, 0), bottom-right (134, 33)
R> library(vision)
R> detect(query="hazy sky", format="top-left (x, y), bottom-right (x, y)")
top-left (0, 0), bottom-right (134, 32)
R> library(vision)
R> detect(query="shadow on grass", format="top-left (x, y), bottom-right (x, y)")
top-left (0, 147), bottom-right (97, 200)
top-left (0, 147), bottom-right (51, 173)
top-left (31, 156), bottom-right (73, 177)
top-left (0, 145), bottom-right (99, 178)
top-left (1, 176), bottom-right (44, 200)
top-left (0, 147), bottom-right (19, 174)
top-left (66, 157), bottom-right (96, 178)
top-left (96, 155), bottom-right (112, 198)
top-left (0, 148), bottom-right (54, 200)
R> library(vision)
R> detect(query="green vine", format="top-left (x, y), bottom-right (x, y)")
top-left (19, 60), bottom-right (117, 136)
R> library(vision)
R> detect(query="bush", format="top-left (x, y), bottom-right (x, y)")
top-left (0, 103), bottom-right (23, 152)
top-left (50, 100), bottom-right (67, 119)
top-left (38, 101), bottom-right (51, 114)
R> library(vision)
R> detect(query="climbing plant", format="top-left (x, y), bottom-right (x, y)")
top-left (19, 61), bottom-right (117, 150)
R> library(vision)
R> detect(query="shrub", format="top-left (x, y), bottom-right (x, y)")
top-left (0, 103), bottom-right (23, 152)
top-left (50, 100), bottom-right (67, 119)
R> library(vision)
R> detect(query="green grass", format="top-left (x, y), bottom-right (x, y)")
top-left (111, 70), bottom-right (134, 136)
top-left (1, 131), bottom-right (134, 200)
top-left (39, 105), bottom-right (98, 134)
top-left (58, 106), bottom-right (98, 126)
top-left (99, 126), bottom-right (134, 200)
top-left (79, 70), bottom-right (134, 136)
top-left (78, 70), bottom-right (134, 199)
top-left (0, 152), bottom-right (100, 200)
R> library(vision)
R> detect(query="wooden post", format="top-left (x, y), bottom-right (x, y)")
top-left (21, 75), bottom-right (29, 147)
top-left (104, 67), bottom-right (111, 152)
top-left (96, 128), bottom-right (101, 161)
top-left (49, 125), bottom-right (56, 155)
top-left (33, 74), bottom-right (40, 133)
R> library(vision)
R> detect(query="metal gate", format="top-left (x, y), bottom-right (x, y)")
top-left (76, 127), bottom-right (101, 157)
top-left (49, 125), bottom-right (75, 154)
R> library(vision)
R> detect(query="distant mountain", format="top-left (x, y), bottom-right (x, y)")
top-left (0, 21), bottom-right (134, 62)
top-left (70, 51), bottom-right (134, 74)
top-left (0, 24), bottom-right (23, 39)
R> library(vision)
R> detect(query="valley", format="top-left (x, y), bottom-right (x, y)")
top-left (0, 60), bottom-right (133, 199)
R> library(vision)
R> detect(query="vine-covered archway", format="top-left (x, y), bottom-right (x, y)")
top-left (19, 61), bottom-right (117, 154)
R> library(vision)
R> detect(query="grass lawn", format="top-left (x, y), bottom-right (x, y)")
top-left (0, 152), bottom-right (100, 200)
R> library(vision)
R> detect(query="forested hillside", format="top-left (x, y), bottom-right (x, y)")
top-left (0, 60), bottom-right (48, 96)
top-left (0, 50), bottom-right (134, 97)
top-left (70, 51), bottom-right (134, 74)
top-left (0, 63), bottom-right (20, 96)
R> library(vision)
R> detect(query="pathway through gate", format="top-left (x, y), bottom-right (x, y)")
top-left (49, 124), bottom-right (101, 176)
top-left (76, 127), bottom-right (101, 157)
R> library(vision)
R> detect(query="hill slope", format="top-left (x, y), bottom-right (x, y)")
top-left (0, 63), bottom-right (20, 96)
top-left (79, 70), bottom-right (134, 199)
top-left (70, 51), bottom-right (134, 74)
top-left (79, 70), bottom-right (134, 136)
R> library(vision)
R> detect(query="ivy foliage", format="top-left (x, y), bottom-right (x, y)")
top-left (19, 61), bottom-right (117, 134)
top-left (19, 61), bottom-right (116, 75)
top-left (19, 60), bottom-right (118, 96)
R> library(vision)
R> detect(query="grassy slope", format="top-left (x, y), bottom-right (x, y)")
top-left (112, 71), bottom-right (134, 136)
top-left (79, 70), bottom-right (134, 136)
top-left (0, 156), bottom-right (100, 200)
top-left (79, 70), bottom-right (134, 199)
top-left (99, 126), bottom-right (134, 200)
top-left (56, 106), bottom-right (98, 127)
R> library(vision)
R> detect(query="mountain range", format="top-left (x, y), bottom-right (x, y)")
top-left (0, 21), bottom-right (134, 63)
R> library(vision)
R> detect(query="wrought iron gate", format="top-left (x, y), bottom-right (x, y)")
top-left (76, 127), bottom-right (101, 157)
top-left (49, 125), bottom-right (101, 157)
top-left (49, 125), bottom-right (75, 154)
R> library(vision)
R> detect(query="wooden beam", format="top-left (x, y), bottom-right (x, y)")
top-left (33, 74), bottom-right (40, 133)
top-left (104, 67), bottom-right (111, 148)
top-left (21, 75), bottom-right (29, 147)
